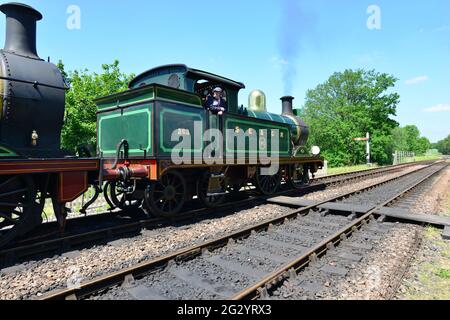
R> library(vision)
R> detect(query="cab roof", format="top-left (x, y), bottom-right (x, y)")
top-left (128, 64), bottom-right (245, 90)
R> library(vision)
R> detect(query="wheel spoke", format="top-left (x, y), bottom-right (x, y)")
top-left (261, 178), bottom-right (269, 191)
top-left (156, 183), bottom-right (166, 191)
top-left (0, 188), bottom-right (27, 199)
top-left (172, 197), bottom-right (181, 207)
top-left (0, 202), bottom-right (26, 208)
top-left (0, 176), bottom-right (19, 191)
top-left (173, 183), bottom-right (182, 190)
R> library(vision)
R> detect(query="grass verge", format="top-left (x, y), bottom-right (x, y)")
top-left (400, 183), bottom-right (450, 300)
top-left (327, 164), bottom-right (380, 175)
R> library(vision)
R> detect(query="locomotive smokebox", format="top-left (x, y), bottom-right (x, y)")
top-left (0, 3), bottom-right (42, 59)
top-left (281, 96), bottom-right (294, 115)
top-left (0, 2), bottom-right (66, 158)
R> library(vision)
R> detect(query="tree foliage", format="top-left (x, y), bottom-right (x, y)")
top-left (57, 60), bottom-right (134, 153)
top-left (434, 135), bottom-right (450, 155)
top-left (300, 69), bottom-right (399, 167)
top-left (392, 125), bottom-right (431, 155)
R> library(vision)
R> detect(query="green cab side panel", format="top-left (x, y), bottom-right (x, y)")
top-left (156, 102), bottom-right (205, 156)
top-left (98, 104), bottom-right (152, 157)
top-left (224, 115), bottom-right (291, 156)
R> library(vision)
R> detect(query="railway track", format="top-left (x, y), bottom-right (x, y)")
top-left (0, 161), bottom-right (424, 266)
top-left (38, 161), bottom-right (449, 300)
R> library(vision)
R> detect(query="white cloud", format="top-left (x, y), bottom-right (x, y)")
top-left (424, 104), bottom-right (450, 113)
top-left (405, 76), bottom-right (429, 85)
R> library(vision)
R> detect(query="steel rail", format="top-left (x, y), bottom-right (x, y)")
top-left (37, 162), bottom-right (442, 300)
top-left (230, 162), bottom-right (448, 300)
top-left (314, 162), bottom-right (409, 182)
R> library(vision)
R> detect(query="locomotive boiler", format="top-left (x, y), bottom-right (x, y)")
top-left (0, 3), bottom-right (98, 248)
top-left (0, 3), bottom-right (66, 158)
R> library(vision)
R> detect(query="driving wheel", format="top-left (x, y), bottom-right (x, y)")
top-left (144, 171), bottom-right (187, 218)
top-left (0, 175), bottom-right (37, 248)
top-left (253, 167), bottom-right (282, 196)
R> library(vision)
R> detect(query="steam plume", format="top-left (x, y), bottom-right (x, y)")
top-left (278, 0), bottom-right (310, 95)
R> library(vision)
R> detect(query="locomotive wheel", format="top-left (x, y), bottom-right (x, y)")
top-left (0, 175), bottom-right (37, 248)
top-left (106, 181), bottom-right (142, 210)
top-left (286, 164), bottom-right (308, 189)
top-left (253, 167), bottom-right (282, 196)
top-left (197, 172), bottom-right (226, 208)
top-left (144, 171), bottom-right (187, 218)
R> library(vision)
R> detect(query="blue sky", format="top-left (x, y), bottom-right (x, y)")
top-left (1, 0), bottom-right (449, 142)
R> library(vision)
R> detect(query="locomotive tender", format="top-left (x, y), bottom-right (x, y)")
top-left (0, 3), bottom-right (323, 247)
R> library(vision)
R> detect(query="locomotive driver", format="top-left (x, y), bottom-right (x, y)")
top-left (205, 87), bottom-right (227, 115)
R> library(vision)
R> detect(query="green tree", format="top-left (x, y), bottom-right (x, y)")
top-left (57, 60), bottom-right (134, 153)
top-left (392, 125), bottom-right (431, 155)
top-left (392, 127), bottom-right (408, 150)
top-left (416, 137), bottom-right (431, 155)
top-left (435, 135), bottom-right (450, 155)
top-left (301, 69), bottom-right (399, 167)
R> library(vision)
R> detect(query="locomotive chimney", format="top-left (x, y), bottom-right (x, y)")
top-left (0, 2), bottom-right (42, 59)
top-left (281, 96), bottom-right (295, 115)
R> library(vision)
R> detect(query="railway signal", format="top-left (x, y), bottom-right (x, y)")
top-left (353, 133), bottom-right (371, 165)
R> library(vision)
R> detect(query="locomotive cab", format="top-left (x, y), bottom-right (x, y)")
top-left (128, 64), bottom-right (245, 113)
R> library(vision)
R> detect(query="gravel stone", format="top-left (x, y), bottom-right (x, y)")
top-left (0, 164), bottom-right (434, 300)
